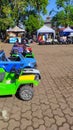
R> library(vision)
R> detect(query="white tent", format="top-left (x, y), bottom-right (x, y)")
top-left (63, 26), bottom-right (73, 33)
top-left (7, 26), bottom-right (25, 32)
top-left (37, 25), bottom-right (55, 37)
top-left (69, 33), bottom-right (73, 37)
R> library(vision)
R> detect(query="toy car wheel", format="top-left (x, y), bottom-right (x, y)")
top-left (18, 85), bottom-right (34, 101)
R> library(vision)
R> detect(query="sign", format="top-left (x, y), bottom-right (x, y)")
top-left (9, 37), bottom-right (17, 43)
top-left (9, 37), bottom-right (21, 43)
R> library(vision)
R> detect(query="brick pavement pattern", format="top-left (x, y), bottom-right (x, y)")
top-left (0, 43), bottom-right (73, 130)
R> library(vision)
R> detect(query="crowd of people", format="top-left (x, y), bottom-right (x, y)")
top-left (37, 33), bottom-right (73, 45)
top-left (37, 33), bottom-right (54, 44)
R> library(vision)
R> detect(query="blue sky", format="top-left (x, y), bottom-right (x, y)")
top-left (43, 0), bottom-right (57, 20)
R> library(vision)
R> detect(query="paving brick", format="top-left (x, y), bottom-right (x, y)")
top-left (31, 104), bottom-right (40, 112)
top-left (44, 116), bottom-right (55, 127)
top-left (40, 104), bottom-right (50, 112)
top-left (32, 109), bottom-right (43, 119)
top-left (21, 105), bottom-right (31, 113)
top-left (8, 119), bottom-right (20, 130)
top-left (63, 108), bottom-right (73, 116)
top-left (55, 115), bottom-right (66, 126)
top-left (14, 128), bottom-right (20, 130)
top-left (65, 114), bottom-right (73, 125)
top-left (50, 102), bottom-right (59, 110)
top-left (0, 120), bottom-right (8, 129)
top-left (53, 108), bottom-right (64, 117)
top-left (21, 111), bottom-right (32, 120)
top-left (59, 123), bottom-right (70, 130)
top-left (46, 124), bottom-right (57, 130)
top-left (26, 126), bottom-right (33, 130)
top-left (32, 117), bottom-right (44, 129)
top-left (36, 125), bottom-right (46, 130)
top-left (43, 108), bottom-right (53, 118)
top-left (71, 126), bottom-right (73, 130)
top-left (1, 43), bottom-right (73, 130)
top-left (20, 118), bottom-right (32, 130)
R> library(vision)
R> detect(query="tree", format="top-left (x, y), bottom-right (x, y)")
top-left (0, 0), bottom-right (14, 39)
top-left (25, 14), bottom-right (44, 35)
top-left (23, 0), bottom-right (49, 35)
top-left (0, 0), bottom-right (49, 39)
top-left (51, 0), bottom-right (73, 27)
top-left (25, 0), bottom-right (48, 15)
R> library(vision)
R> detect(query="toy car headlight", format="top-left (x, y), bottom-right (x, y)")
top-left (29, 62), bottom-right (35, 68)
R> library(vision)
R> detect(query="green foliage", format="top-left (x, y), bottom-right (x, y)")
top-left (24, 0), bottom-right (48, 35)
top-left (25, 14), bottom-right (44, 34)
top-left (52, 0), bottom-right (73, 27)
top-left (0, 0), bottom-right (48, 38)
top-left (26, 0), bottom-right (49, 14)
top-left (52, 11), bottom-right (65, 27)
top-left (56, 0), bottom-right (73, 9)
top-left (0, 4), bottom-right (14, 31)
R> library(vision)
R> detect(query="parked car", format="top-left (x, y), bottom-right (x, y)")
top-left (0, 67), bottom-right (40, 101)
top-left (9, 53), bottom-right (37, 68)
top-left (10, 43), bottom-right (34, 58)
top-left (0, 50), bottom-right (37, 72)
top-left (10, 43), bottom-right (32, 54)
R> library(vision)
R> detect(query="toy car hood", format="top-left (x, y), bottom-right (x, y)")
top-left (23, 58), bottom-right (37, 68)
top-left (0, 61), bottom-right (24, 72)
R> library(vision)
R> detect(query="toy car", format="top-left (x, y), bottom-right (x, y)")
top-left (9, 53), bottom-right (37, 68)
top-left (0, 67), bottom-right (40, 101)
top-left (10, 43), bottom-right (32, 53)
top-left (0, 50), bottom-right (37, 72)
top-left (10, 44), bottom-right (34, 58)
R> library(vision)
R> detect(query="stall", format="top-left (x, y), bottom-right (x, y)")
top-left (37, 25), bottom-right (55, 36)
top-left (63, 26), bottom-right (73, 36)
top-left (7, 26), bottom-right (25, 43)
top-left (37, 25), bottom-right (55, 44)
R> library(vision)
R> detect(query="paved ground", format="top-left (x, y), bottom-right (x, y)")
top-left (0, 43), bottom-right (73, 130)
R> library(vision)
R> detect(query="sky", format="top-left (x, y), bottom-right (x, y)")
top-left (43, 0), bottom-right (57, 20)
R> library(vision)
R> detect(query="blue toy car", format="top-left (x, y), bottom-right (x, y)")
top-left (0, 50), bottom-right (37, 72)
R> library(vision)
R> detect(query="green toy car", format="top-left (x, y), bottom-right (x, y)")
top-left (0, 67), bottom-right (40, 101)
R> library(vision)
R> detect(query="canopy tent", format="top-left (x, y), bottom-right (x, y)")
top-left (68, 33), bottom-right (73, 37)
top-left (63, 26), bottom-right (73, 33)
top-left (7, 26), bottom-right (25, 32)
top-left (37, 25), bottom-right (55, 37)
top-left (6, 26), bottom-right (25, 43)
